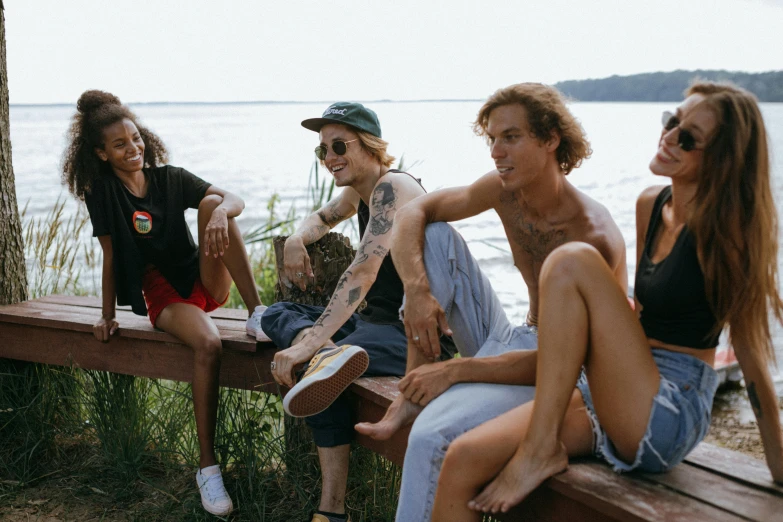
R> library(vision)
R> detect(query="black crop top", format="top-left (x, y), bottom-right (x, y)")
top-left (635, 186), bottom-right (720, 348)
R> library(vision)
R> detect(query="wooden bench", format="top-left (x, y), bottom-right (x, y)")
top-left (2, 296), bottom-right (782, 521)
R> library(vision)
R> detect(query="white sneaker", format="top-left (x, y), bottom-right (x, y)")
top-left (246, 305), bottom-right (271, 342)
top-left (283, 345), bottom-right (369, 417)
top-left (196, 465), bottom-right (233, 516)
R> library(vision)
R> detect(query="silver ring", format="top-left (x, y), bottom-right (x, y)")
top-left (413, 336), bottom-right (420, 342)
top-left (296, 272), bottom-right (305, 278)
top-left (270, 362), bottom-right (276, 370)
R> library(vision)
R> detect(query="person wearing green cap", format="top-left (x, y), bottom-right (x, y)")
top-left (259, 102), bottom-right (454, 522)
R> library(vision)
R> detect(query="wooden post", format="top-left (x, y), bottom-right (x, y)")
top-left (0, 2), bottom-right (28, 306)
top-left (273, 232), bottom-right (357, 307)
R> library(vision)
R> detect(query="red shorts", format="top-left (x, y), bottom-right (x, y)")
top-left (141, 266), bottom-right (226, 327)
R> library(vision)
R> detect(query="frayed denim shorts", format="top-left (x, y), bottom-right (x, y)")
top-left (575, 348), bottom-right (719, 473)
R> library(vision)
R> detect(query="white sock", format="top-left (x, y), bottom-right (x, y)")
top-left (200, 464), bottom-right (221, 477)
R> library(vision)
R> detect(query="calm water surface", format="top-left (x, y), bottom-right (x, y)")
top-left (10, 101), bottom-right (783, 385)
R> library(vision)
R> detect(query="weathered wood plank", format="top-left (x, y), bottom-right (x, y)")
top-left (34, 294), bottom-right (250, 321)
top-left (0, 300), bottom-right (259, 353)
top-left (8, 298), bottom-right (251, 332)
top-left (540, 460), bottom-right (747, 521)
top-left (642, 462), bottom-right (783, 521)
top-left (0, 322), bottom-right (278, 392)
top-left (349, 376), bottom-right (400, 408)
top-left (499, 486), bottom-right (622, 522)
top-left (686, 442), bottom-right (783, 495)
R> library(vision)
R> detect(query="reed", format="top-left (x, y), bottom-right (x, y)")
top-left (21, 198), bottom-right (97, 299)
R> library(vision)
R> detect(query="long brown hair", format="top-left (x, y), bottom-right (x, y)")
top-left (473, 83), bottom-right (592, 174)
top-left (62, 90), bottom-right (168, 200)
top-left (688, 82), bottom-right (783, 363)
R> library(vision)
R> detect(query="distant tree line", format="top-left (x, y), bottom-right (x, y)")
top-left (554, 70), bottom-right (783, 102)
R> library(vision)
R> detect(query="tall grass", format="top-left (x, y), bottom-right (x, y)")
top-left (0, 362), bottom-right (79, 484)
top-left (21, 198), bottom-right (97, 298)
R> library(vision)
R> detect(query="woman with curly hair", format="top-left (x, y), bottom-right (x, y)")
top-left (63, 90), bottom-right (267, 516)
top-left (431, 82), bottom-right (783, 520)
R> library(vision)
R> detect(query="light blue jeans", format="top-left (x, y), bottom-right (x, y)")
top-left (395, 223), bottom-right (538, 522)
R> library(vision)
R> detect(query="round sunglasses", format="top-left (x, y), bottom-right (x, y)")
top-left (661, 111), bottom-right (703, 152)
top-left (314, 139), bottom-right (358, 161)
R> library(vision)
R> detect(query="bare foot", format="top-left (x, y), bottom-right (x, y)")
top-left (355, 395), bottom-right (422, 440)
top-left (468, 440), bottom-right (568, 514)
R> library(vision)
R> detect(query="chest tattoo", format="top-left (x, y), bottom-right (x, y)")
top-left (501, 192), bottom-right (568, 264)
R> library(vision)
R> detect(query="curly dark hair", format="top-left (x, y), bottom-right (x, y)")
top-left (473, 83), bottom-right (592, 175)
top-left (62, 90), bottom-right (169, 200)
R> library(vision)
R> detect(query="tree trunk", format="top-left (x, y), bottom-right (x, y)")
top-left (0, 4), bottom-right (27, 306)
top-left (273, 232), bottom-right (357, 307)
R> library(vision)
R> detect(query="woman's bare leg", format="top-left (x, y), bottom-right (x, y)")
top-left (470, 243), bottom-right (659, 514)
top-left (197, 195), bottom-right (261, 312)
top-left (156, 303), bottom-right (223, 469)
top-left (432, 391), bottom-right (593, 521)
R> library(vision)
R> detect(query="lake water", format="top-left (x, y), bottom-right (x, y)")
top-left (9, 101), bottom-right (783, 384)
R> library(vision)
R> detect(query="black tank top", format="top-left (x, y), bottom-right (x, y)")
top-left (635, 186), bottom-right (720, 349)
top-left (357, 169), bottom-right (422, 324)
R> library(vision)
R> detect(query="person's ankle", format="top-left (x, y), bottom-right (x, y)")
top-left (291, 328), bottom-right (312, 346)
top-left (315, 509), bottom-right (347, 519)
top-left (248, 304), bottom-right (266, 318)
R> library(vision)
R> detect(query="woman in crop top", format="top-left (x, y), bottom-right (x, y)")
top-left (430, 82), bottom-right (783, 519)
top-left (62, 90), bottom-right (268, 517)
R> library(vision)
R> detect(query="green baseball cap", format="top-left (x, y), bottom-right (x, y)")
top-left (301, 102), bottom-right (382, 138)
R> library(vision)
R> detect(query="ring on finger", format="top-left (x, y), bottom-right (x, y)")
top-left (296, 272), bottom-right (305, 278)
top-left (270, 361), bottom-right (277, 370)
top-left (413, 336), bottom-right (420, 342)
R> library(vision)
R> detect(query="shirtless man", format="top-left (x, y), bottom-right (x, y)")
top-left (355, 83), bottom-right (628, 521)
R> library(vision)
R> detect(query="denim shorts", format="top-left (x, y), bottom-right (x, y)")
top-left (576, 348), bottom-right (719, 473)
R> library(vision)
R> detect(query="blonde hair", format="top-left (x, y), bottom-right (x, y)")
top-left (687, 81), bottom-right (783, 363)
top-left (355, 130), bottom-right (396, 168)
top-left (473, 83), bottom-right (591, 174)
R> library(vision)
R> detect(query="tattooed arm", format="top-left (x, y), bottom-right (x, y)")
top-left (283, 188), bottom-right (360, 291)
top-left (272, 174), bottom-right (425, 387)
top-left (733, 335), bottom-right (783, 482)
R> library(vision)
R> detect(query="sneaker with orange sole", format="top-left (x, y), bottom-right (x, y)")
top-left (283, 345), bottom-right (369, 417)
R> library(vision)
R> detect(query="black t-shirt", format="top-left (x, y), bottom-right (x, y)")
top-left (85, 165), bottom-right (211, 315)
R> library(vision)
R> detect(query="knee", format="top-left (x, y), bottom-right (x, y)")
top-left (198, 194), bottom-right (224, 216)
top-left (443, 435), bottom-right (473, 469)
top-left (408, 417), bottom-right (439, 452)
top-left (439, 436), bottom-right (479, 488)
top-left (193, 335), bottom-right (223, 363)
top-left (540, 242), bottom-right (604, 287)
top-left (260, 302), bottom-right (289, 330)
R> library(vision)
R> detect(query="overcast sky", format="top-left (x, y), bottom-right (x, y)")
top-left (6, 0), bottom-right (783, 104)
